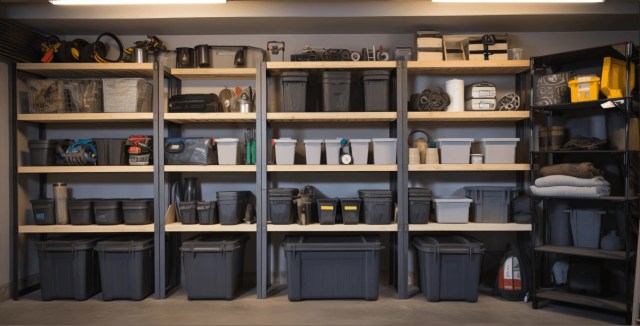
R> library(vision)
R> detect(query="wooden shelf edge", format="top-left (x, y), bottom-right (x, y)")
top-left (163, 112), bottom-right (256, 123)
top-left (18, 166), bottom-right (154, 173)
top-left (267, 164), bottom-right (397, 172)
top-left (409, 164), bottom-right (530, 172)
top-left (164, 165), bottom-right (256, 172)
top-left (165, 222), bottom-right (256, 232)
top-left (267, 112), bottom-right (397, 122)
top-left (170, 68), bottom-right (257, 80)
top-left (535, 245), bottom-right (627, 260)
top-left (407, 111), bottom-right (529, 122)
top-left (535, 290), bottom-right (626, 312)
top-left (407, 60), bottom-right (529, 74)
top-left (17, 113), bottom-right (153, 123)
top-left (409, 223), bottom-right (532, 232)
top-left (19, 224), bottom-right (154, 233)
top-left (267, 223), bottom-right (398, 232)
top-left (267, 61), bottom-right (396, 70)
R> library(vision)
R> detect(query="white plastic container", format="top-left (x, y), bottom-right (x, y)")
top-left (472, 138), bottom-right (520, 164)
top-left (303, 139), bottom-right (323, 165)
top-left (324, 139), bottom-right (342, 165)
top-left (350, 139), bottom-right (371, 165)
top-left (437, 138), bottom-right (474, 164)
top-left (216, 138), bottom-right (240, 165)
top-left (274, 138), bottom-right (297, 165)
top-left (432, 197), bottom-right (473, 224)
top-left (372, 138), bottom-right (397, 164)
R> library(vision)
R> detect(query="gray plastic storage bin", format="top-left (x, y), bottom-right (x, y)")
top-left (472, 138), bottom-right (520, 164)
top-left (324, 139), bottom-right (342, 165)
top-left (31, 199), bottom-right (56, 225)
top-left (567, 209), bottom-right (604, 249)
top-left (363, 70), bottom-right (390, 112)
top-left (28, 140), bottom-right (57, 166)
top-left (432, 197), bottom-right (472, 223)
top-left (94, 138), bottom-right (127, 166)
top-left (178, 201), bottom-right (198, 224)
top-left (413, 235), bottom-right (485, 302)
top-left (274, 138), bottom-right (297, 165)
top-left (181, 234), bottom-right (249, 300)
top-left (317, 198), bottom-right (339, 225)
top-left (437, 138), bottom-right (474, 164)
top-left (340, 198), bottom-right (361, 224)
top-left (68, 199), bottom-right (94, 225)
top-left (304, 139), bottom-right (323, 165)
top-left (216, 138), bottom-right (240, 165)
top-left (36, 236), bottom-right (104, 301)
top-left (122, 199), bottom-right (153, 225)
top-left (372, 138), bottom-right (397, 164)
top-left (269, 188), bottom-right (299, 225)
top-left (197, 201), bottom-right (218, 225)
top-left (282, 71), bottom-right (308, 112)
top-left (217, 191), bottom-right (250, 225)
top-left (93, 200), bottom-right (122, 225)
top-left (359, 189), bottom-right (393, 225)
top-left (350, 139), bottom-right (370, 165)
top-left (322, 71), bottom-right (351, 112)
top-left (464, 187), bottom-right (519, 223)
top-left (283, 235), bottom-right (382, 301)
top-left (95, 235), bottom-right (154, 301)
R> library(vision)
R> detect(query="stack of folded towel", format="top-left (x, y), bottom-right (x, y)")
top-left (530, 163), bottom-right (610, 198)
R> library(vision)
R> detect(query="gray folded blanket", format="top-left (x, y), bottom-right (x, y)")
top-left (534, 175), bottom-right (610, 188)
top-left (530, 185), bottom-right (610, 198)
top-left (540, 163), bottom-right (603, 179)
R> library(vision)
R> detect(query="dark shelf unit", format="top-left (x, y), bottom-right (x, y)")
top-left (530, 42), bottom-right (639, 324)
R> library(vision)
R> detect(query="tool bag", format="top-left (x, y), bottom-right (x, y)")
top-left (495, 243), bottom-right (532, 301)
top-left (165, 138), bottom-right (216, 165)
top-left (126, 135), bottom-right (153, 166)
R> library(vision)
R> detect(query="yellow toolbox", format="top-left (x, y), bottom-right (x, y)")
top-left (568, 75), bottom-right (600, 102)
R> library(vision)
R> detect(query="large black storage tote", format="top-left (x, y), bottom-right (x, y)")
top-left (165, 137), bottom-right (216, 165)
top-left (95, 235), bottom-right (154, 301)
top-left (413, 235), bottom-right (485, 302)
top-left (180, 234), bottom-right (250, 300)
top-left (36, 236), bottom-right (104, 301)
top-left (283, 235), bottom-right (382, 301)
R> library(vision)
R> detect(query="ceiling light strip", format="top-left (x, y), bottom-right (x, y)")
top-left (50, 0), bottom-right (226, 5)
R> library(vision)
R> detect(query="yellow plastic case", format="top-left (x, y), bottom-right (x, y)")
top-left (568, 76), bottom-right (600, 102)
top-left (601, 57), bottom-right (636, 99)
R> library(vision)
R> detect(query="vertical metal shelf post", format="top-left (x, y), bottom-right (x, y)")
top-left (256, 62), bottom-right (268, 299)
top-left (152, 61), bottom-right (166, 299)
top-left (396, 60), bottom-right (409, 299)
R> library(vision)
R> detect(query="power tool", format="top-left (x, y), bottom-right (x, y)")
top-left (126, 135), bottom-right (153, 166)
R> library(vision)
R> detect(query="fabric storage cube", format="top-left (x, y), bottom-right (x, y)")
top-left (432, 197), bottom-right (472, 223)
top-left (102, 78), bottom-right (152, 113)
top-left (464, 186), bottom-right (519, 223)
top-left (534, 72), bottom-right (575, 106)
top-left (437, 138), bottom-right (474, 164)
top-left (165, 138), bottom-right (216, 165)
top-left (216, 138), bottom-right (240, 165)
top-left (472, 138), bottom-right (519, 164)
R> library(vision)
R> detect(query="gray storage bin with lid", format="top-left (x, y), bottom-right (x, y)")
top-left (180, 234), bottom-right (250, 300)
top-left (567, 209), bottom-right (604, 249)
top-left (282, 71), bottom-right (308, 112)
top-left (28, 140), bottom-right (58, 166)
top-left (94, 138), bottom-right (127, 166)
top-left (93, 200), bottom-right (122, 225)
top-left (178, 201), bottom-right (198, 224)
top-left (36, 235), bottom-right (105, 300)
top-left (358, 189), bottom-right (394, 225)
top-left (409, 188), bottom-right (432, 224)
top-left (165, 138), bottom-right (216, 165)
top-left (217, 191), bottom-right (250, 225)
top-left (197, 201), bottom-right (218, 225)
top-left (464, 186), bottom-right (519, 223)
top-left (269, 188), bottom-right (299, 225)
top-left (472, 138), bottom-right (520, 164)
top-left (31, 199), bottom-right (56, 225)
top-left (413, 235), bottom-right (485, 302)
top-left (340, 198), bottom-right (361, 224)
top-left (363, 70), bottom-right (391, 112)
top-left (432, 197), bottom-right (472, 223)
top-left (122, 199), bottom-right (153, 225)
top-left (68, 199), bottom-right (94, 225)
top-left (283, 235), bottom-right (383, 301)
top-left (322, 71), bottom-right (351, 112)
top-left (95, 235), bottom-right (154, 301)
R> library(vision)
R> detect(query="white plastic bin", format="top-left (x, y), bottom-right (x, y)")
top-left (432, 197), bottom-right (472, 224)
top-left (372, 138), bottom-right (397, 164)
top-left (350, 139), bottom-right (371, 165)
top-left (324, 139), bottom-right (342, 165)
top-left (437, 138), bottom-right (474, 164)
top-left (472, 138), bottom-right (520, 164)
top-left (304, 139), bottom-right (323, 165)
top-left (216, 138), bottom-right (240, 165)
top-left (274, 138), bottom-right (297, 165)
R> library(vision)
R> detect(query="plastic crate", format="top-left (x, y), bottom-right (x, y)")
top-left (464, 186), bottom-right (519, 223)
top-left (408, 188), bottom-right (432, 225)
top-left (568, 76), bottom-right (600, 102)
top-left (340, 198), bottom-right (361, 224)
top-left (372, 138), bottom-right (396, 164)
top-left (432, 197), bottom-right (472, 224)
top-left (472, 138), bottom-right (519, 164)
top-left (437, 138), bottom-right (473, 164)
top-left (28, 140), bottom-right (58, 166)
top-left (68, 199), bottom-right (94, 225)
top-left (122, 199), bottom-right (153, 225)
top-left (317, 198), bottom-right (339, 225)
top-left (93, 200), bottom-right (122, 225)
top-left (358, 189), bottom-right (393, 225)
top-left (217, 191), bottom-right (250, 225)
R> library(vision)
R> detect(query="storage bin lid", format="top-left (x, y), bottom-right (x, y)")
top-left (362, 70), bottom-right (391, 79)
top-left (37, 235), bottom-right (107, 252)
top-left (217, 191), bottom-right (250, 199)
top-left (95, 235), bottom-right (154, 252)
top-left (196, 201), bottom-right (215, 209)
top-left (283, 235), bottom-right (382, 252)
top-left (269, 188), bottom-right (300, 197)
top-left (303, 139), bottom-right (323, 144)
top-left (215, 138), bottom-right (239, 143)
top-left (372, 138), bottom-right (396, 143)
top-left (274, 138), bottom-right (297, 144)
top-left (93, 200), bottom-right (121, 208)
top-left (358, 189), bottom-right (393, 198)
top-left (432, 196), bottom-right (472, 203)
top-left (322, 71), bottom-right (351, 80)
top-left (122, 199), bottom-right (153, 208)
top-left (436, 138), bottom-right (474, 143)
top-left (349, 139), bottom-right (371, 143)
top-left (340, 197), bottom-right (361, 203)
top-left (282, 71), bottom-right (309, 78)
top-left (413, 235), bottom-right (485, 254)
top-left (324, 139), bottom-right (342, 144)
top-left (180, 234), bottom-right (249, 253)
top-left (477, 138), bottom-right (520, 143)
top-left (409, 187), bottom-right (432, 195)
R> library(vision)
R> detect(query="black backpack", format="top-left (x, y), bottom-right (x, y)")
top-left (495, 243), bottom-right (532, 301)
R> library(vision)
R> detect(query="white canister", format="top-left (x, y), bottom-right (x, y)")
top-left (445, 79), bottom-right (465, 112)
top-left (471, 154), bottom-right (484, 164)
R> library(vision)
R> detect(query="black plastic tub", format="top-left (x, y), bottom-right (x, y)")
top-left (408, 188), bottom-right (432, 224)
top-left (68, 199), bottom-right (94, 225)
top-left (282, 71), bottom-right (308, 112)
top-left (197, 201), bottom-right (218, 225)
top-left (122, 199), bottom-right (153, 225)
top-left (178, 202), bottom-right (198, 225)
top-left (93, 200), bottom-right (122, 225)
top-left (28, 139), bottom-right (57, 166)
top-left (340, 198), bottom-right (361, 224)
top-left (269, 188), bottom-right (299, 225)
top-left (322, 71), bottom-right (351, 112)
top-left (358, 189), bottom-right (394, 225)
top-left (217, 191), bottom-right (250, 225)
top-left (31, 199), bottom-right (56, 225)
top-left (363, 70), bottom-right (390, 112)
top-left (94, 138), bottom-right (127, 166)
top-left (317, 198), bottom-right (339, 225)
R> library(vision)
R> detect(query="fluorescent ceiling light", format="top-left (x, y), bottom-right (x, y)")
top-left (50, 0), bottom-right (226, 5)
top-left (433, 0), bottom-right (603, 2)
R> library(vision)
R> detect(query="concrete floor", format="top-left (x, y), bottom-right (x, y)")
top-left (0, 286), bottom-right (624, 325)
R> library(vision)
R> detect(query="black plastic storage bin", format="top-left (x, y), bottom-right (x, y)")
top-left (217, 191), bottom-right (250, 225)
top-left (269, 188), bottom-right (299, 225)
top-left (322, 71), bottom-right (351, 112)
top-left (317, 198), bottom-right (339, 225)
top-left (358, 189), bottom-right (394, 225)
top-left (178, 201), bottom-right (198, 224)
top-left (283, 235), bottom-right (382, 301)
top-left (362, 70), bottom-right (390, 112)
top-left (94, 138), bottom-right (127, 166)
top-left (93, 200), bottom-right (122, 225)
top-left (122, 199), bottom-right (153, 225)
top-left (413, 235), bottom-right (485, 302)
top-left (36, 235), bottom-right (104, 300)
top-left (409, 188), bottom-right (432, 224)
top-left (464, 186), bottom-right (518, 223)
top-left (28, 139), bottom-right (57, 166)
top-left (180, 234), bottom-right (250, 300)
top-left (282, 71), bottom-right (308, 112)
top-left (95, 235), bottom-right (154, 301)
top-left (340, 198), bottom-right (361, 224)
top-left (31, 199), bottom-right (56, 225)
top-left (197, 201), bottom-right (218, 225)
top-left (68, 199), bottom-right (94, 225)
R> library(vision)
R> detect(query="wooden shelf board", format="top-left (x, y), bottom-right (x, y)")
top-left (267, 223), bottom-right (398, 232)
top-left (170, 68), bottom-right (256, 80)
top-left (18, 166), bottom-right (154, 174)
top-left (535, 290), bottom-right (626, 313)
top-left (535, 245), bottom-right (628, 261)
top-left (409, 223), bottom-right (531, 232)
top-left (409, 164), bottom-right (530, 172)
top-left (407, 60), bottom-right (530, 75)
top-left (267, 164), bottom-right (397, 172)
top-left (267, 112), bottom-right (397, 122)
top-left (164, 165), bottom-right (256, 172)
top-left (267, 61), bottom-right (396, 71)
top-left (408, 111), bottom-right (529, 122)
top-left (164, 112), bottom-right (256, 123)
top-left (17, 63), bottom-right (154, 78)
top-left (17, 113), bottom-right (153, 123)
top-left (165, 222), bottom-right (256, 232)
top-left (19, 224), bottom-right (154, 233)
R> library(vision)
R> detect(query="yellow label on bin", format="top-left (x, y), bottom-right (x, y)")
top-left (344, 206), bottom-right (358, 211)
top-left (320, 206), bottom-right (334, 210)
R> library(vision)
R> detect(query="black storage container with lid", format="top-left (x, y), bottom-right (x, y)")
top-left (358, 189), bottom-right (394, 225)
top-left (68, 199), bottom-right (94, 225)
top-left (95, 235), bottom-right (154, 301)
top-left (178, 201), bottom-right (198, 224)
top-left (322, 71), bottom-right (351, 112)
top-left (283, 235), bottom-right (383, 301)
top-left (282, 71), bottom-right (309, 112)
top-left (413, 235), bottom-right (485, 302)
top-left (217, 191), bottom-right (250, 225)
top-left (269, 188), bottom-right (299, 225)
top-left (362, 70), bottom-right (391, 112)
top-left (180, 234), bottom-right (250, 300)
top-left (316, 198), bottom-right (339, 225)
top-left (93, 200), bottom-right (122, 225)
top-left (408, 188), bottom-right (432, 224)
top-left (340, 198), bottom-right (361, 224)
top-left (122, 199), bottom-right (153, 225)
top-left (31, 199), bottom-right (56, 225)
top-left (36, 235), bottom-right (105, 300)
top-left (197, 201), bottom-right (218, 225)
top-left (28, 139), bottom-right (58, 166)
